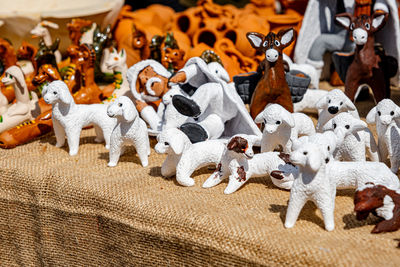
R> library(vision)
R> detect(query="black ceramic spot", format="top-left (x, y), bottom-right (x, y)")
top-left (172, 95), bottom-right (201, 117)
top-left (180, 123), bottom-right (208, 144)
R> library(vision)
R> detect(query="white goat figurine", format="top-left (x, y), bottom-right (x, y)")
top-left (315, 89), bottom-right (359, 132)
top-left (255, 103), bottom-right (315, 153)
top-left (106, 96), bottom-right (150, 167)
top-left (30, 20), bottom-right (61, 63)
top-left (323, 112), bottom-right (379, 162)
top-left (43, 81), bottom-right (116, 156)
top-left (367, 99), bottom-right (400, 173)
top-left (202, 134), bottom-right (297, 194)
top-left (0, 66), bottom-right (38, 132)
top-left (155, 128), bottom-right (226, 187)
top-left (285, 141), bottom-right (400, 231)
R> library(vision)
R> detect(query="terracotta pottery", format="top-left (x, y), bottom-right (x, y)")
top-left (168, 30), bottom-right (191, 54)
top-left (186, 43), bottom-right (214, 59)
top-left (173, 7), bottom-right (202, 38)
top-left (147, 4), bottom-right (176, 31)
top-left (193, 27), bottom-right (224, 48)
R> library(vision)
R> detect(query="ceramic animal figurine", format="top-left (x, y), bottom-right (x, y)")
top-left (0, 66), bottom-right (38, 132)
top-left (161, 47), bottom-right (186, 73)
top-left (246, 28), bottom-right (296, 118)
top-left (354, 184), bottom-right (400, 233)
top-left (366, 99), bottom-right (400, 173)
top-left (127, 59), bottom-right (171, 131)
top-left (35, 38), bottom-right (59, 71)
top-left (323, 112), bottom-right (379, 162)
top-left (102, 48), bottom-right (130, 102)
top-left (0, 38), bottom-right (18, 102)
top-left (16, 41), bottom-right (37, 79)
top-left (170, 57), bottom-right (261, 143)
top-left (254, 103), bottom-right (315, 153)
top-left (155, 128), bottom-right (226, 187)
top-left (131, 24), bottom-right (150, 62)
top-left (315, 89), bottom-right (359, 132)
top-left (202, 134), bottom-right (297, 194)
top-left (335, 12), bottom-right (393, 102)
top-left (285, 141), bottom-right (400, 231)
top-left (30, 20), bottom-right (62, 63)
top-left (43, 81), bottom-right (116, 156)
top-left (292, 89), bottom-right (328, 114)
top-left (67, 19), bottom-right (94, 46)
top-left (106, 96), bottom-right (150, 167)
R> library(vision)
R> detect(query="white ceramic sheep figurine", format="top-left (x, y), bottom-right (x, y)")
top-left (285, 141), bottom-right (400, 231)
top-left (315, 89), bottom-right (359, 132)
top-left (155, 128), bottom-right (226, 187)
top-left (202, 134), bottom-right (297, 194)
top-left (323, 112), bottom-right (380, 162)
top-left (254, 103), bottom-right (315, 153)
top-left (106, 96), bottom-right (150, 167)
top-left (366, 99), bottom-right (400, 173)
top-left (43, 81), bottom-right (116, 156)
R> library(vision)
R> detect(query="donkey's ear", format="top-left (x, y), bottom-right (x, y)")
top-left (335, 13), bottom-right (353, 30)
top-left (246, 32), bottom-right (264, 49)
top-left (278, 28), bottom-right (296, 47)
top-left (372, 12), bottom-right (388, 32)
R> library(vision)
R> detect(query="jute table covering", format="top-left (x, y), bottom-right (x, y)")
top-left (0, 127), bottom-right (399, 266)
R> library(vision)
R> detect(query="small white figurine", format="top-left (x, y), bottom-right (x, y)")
top-left (103, 48), bottom-right (130, 102)
top-left (106, 96), bottom-right (150, 167)
top-left (202, 134), bottom-right (297, 194)
top-left (30, 20), bottom-right (61, 63)
top-left (285, 141), bottom-right (400, 231)
top-left (366, 99), bottom-right (400, 173)
top-left (155, 128), bottom-right (226, 186)
top-left (169, 57), bottom-right (261, 142)
top-left (0, 66), bottom-right (38, 132)
top-left (254, 104), bottom-right (315, 153)
top-left (293, 89), bottom-right (328, 114)
top-left (315, 89), bottom-right (359, 132)
top-left (323, 112), bottom-right (380, 162)
top-left (43, 81), bottom-right (116, 156)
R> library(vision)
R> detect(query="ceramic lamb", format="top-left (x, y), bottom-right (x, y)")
top-left (155, 128), bottom-right (226, 187)
top-left (106, 96), bottom-right (150, 167)
top-left (366, 99), bottom-right (400, 173)
top-left (202, 134), bottom-right (297, 194)
top-left (285, 141), bottom-right (400, 231)
top-left (0, 66), bottom-right (38, 132)
top-left (354, 184), bottom-right (400, 233)
top-left (323, 112), bottom-right (379, 162)
top-left (43, 81), bottom-right (117, 156)
top-left (316, 89), bottom-right (359, 132)
top-left (254, 104), bottom-right (315, 153)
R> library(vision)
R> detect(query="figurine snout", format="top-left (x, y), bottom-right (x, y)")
top-left (244, 149), bottom-right (254, 159)
top-left (265, 49), bottom-right (279, 63)
top-left (328, 106), bottom-right (339, 114)
top-left (353, 28), bottom-right (368, 45)
top-left (379, 115), bottom-right (392, 125)
top-left (264, 124), bottom-right (279, 134)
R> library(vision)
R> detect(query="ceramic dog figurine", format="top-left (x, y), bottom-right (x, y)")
top-left (354, 184), bottom-right (400, 233)
top-left (155, 128), bottom-right (226, 187)
top-left (43, 81), bottom-right (116, 156)
top-left (254, 104), bottom-right (315, 153)
top-left (106, 96), bottom-right (150, 167)
top-left (246, 28), bottom-right (296, 118)
top-left (367, 99), bottom-right (400, 173)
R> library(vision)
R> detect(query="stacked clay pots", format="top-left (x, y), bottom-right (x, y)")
top-left (113, 0), bottom-right (305, 79)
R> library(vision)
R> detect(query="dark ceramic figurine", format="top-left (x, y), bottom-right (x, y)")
top-left (246, 28), bottom-right (296, 119)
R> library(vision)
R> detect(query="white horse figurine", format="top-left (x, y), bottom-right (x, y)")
top-left (30, 20), bottom-right (61, 63)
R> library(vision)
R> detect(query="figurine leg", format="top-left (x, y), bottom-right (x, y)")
top-left (134, 139), bottom-right (149, 167)
top-left (66, 128), bottom-right (82, 156)
top-left (224, 173), bottom-right (250, 194)
top-left (94, 125), bottom-right (105, 143)
top-left (161, 156), bottom-right (178, 178)
top-left (202, 163), bottom-right (229, 188)
top-left (53, 119), bottom-right (66, 148)
top-left (285, 191), bottom-right (307, 229)
top-left (372, 218), bottom-right (400, 233)
top-left (314, 191), bottom-right (335, 231)
top-left (108, 140), bottom-right (122, 167)
top-left (140, 106), bottom-right (161, 131)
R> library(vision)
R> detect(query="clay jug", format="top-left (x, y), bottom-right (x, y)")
top-left (173, 7), bottom-right (202, 38)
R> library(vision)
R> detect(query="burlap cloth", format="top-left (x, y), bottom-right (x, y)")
top-left (1, 85), bottom-right (400, 266)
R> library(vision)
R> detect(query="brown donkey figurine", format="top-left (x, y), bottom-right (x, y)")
top-left (246, 28), bottom-right (296, 119)
top-left (335, 12), bottom-right (391, 103)
top-left (354, 184), bottom-right (400, 234)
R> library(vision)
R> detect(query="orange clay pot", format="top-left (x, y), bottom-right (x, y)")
top-left (214, 38), bottom-right (258, 79)
top-left (224, 13), bottom-right (269, 57)
top-left (173, 7), bottom-right (202, 38)
top-left (146, 4), bottom-right (175, 30)
top-left (192, 26), bottom-right (224, 48)
top-left (168, 30), bottom-right (191, 55)
top-left (186, 43), bottom-right (213, 59)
